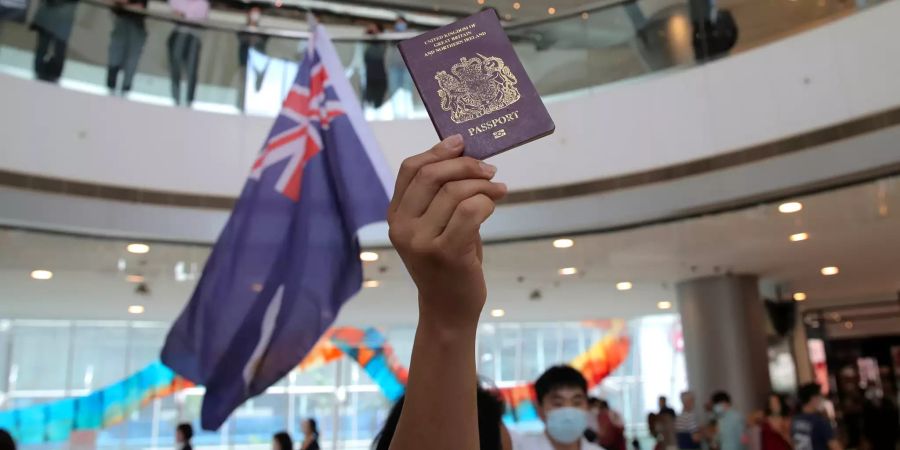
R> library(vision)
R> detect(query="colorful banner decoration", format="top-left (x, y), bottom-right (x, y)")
top-left (0, 323), bottom-right (628, 443)
top-left (498, 320), bottom-right (630, 423)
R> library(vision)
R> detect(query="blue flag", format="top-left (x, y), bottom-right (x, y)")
top-left (161, 23), bottom-right (392, 430)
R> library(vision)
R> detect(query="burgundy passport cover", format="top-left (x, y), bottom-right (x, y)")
top-left (398, 9), bottom-right (555, 160)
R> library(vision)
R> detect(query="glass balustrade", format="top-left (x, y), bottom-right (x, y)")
top-left (0, 0), bottom-right (887, 118)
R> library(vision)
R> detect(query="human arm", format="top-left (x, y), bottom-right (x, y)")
top-left (386, 135), bottom-right (508, 450)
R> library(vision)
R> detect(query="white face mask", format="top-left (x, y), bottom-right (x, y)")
top-left (249, 11), bottom-right (261, 23)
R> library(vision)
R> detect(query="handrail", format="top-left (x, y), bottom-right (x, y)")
top-left (78, 0), bottom-right (639, 42)
top-left (82, 0), bottom-right (423, 41)
top-left (505, 0), bottom-right (636, 30)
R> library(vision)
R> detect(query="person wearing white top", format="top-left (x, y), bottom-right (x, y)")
top-left (507, 365), bottom-right (606, 450)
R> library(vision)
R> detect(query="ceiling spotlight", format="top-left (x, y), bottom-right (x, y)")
top-left (30, 269), bottom-right (53, 280)
top-left (616, 281), bottom-right (633, 291)
top-left (363, 279), bottom-right (380, 288)
top-left (790, 232), bottom-right (809, 242)
top-left (128, 305), bottom-right (145, 314)
top-left (126, 274), bottom-right (145, 283)
top-left (360, 251), bottom-right (379, 262)
top-left (793, 292), bottom-right (807, 301)
top-left (490, 309), bottom-right (505, 318)
top-left (127, 243), bottom-right (150, 254)
top-left (820, 266), bottom-right (839, 276)
top-left (581, 12), bottom-right (589, 20)
top-left (778, 202), bottom-right (803, 214)
top-left (558, 267), bottom-right (577, 276)
top-left (547, 6), bottom-right (556, 14)
top-left (552, 238), bottom-right (574, 249)
top-left (512, 1), bottom-right (520, 9)
top-left (657, 301), bottom-right (672, 310)
top-left (843, 321), bottom-right (854, 330)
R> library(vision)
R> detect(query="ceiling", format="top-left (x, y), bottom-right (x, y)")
top-left (1, 175), bottom-right (898, 326)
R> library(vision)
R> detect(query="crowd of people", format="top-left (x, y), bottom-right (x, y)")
top-left (643, 385), bottom-right (899, 450)
top-left (17, 0), bottom-right (413, 109)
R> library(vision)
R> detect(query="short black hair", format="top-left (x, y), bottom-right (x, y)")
top-left (372, 386), bottom-right (505, 450)
top-left (177, 423), bottom-right (194, 441)
top-left (273, 431), bottom-right (293, 450)
top-left (534, 365), bottom-right (588, 405)
top-left (798, 383), bottom-right (822, 407)
top-left (711, 391), bottom-right (731, 405)
top-left (588, 397), bottom-right (601, 408)
top-left (0, 429), bottom-right (15, 450)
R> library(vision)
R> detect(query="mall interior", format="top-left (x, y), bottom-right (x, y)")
top-left (1, 0), bottom-right (899, 449)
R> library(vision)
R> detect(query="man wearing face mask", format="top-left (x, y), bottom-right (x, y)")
top-left (710, 391), bottom-right (745, 450)
top-left (510, 365), bottom-right (604, 450)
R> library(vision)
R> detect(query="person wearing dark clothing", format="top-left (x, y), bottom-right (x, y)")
top-left (0, 429), bottom-right (15, 450)
top-left (659, 396), bottom-right (677, 418)
top-left (300, 418), bottom-right (320, 450)
top-left (273, 431), bottom-right (293, 450)
top-left (791, 384), bottom-right (840, 450)
top-left (30, 0), bottom-right (77, 82)
top-left (167, 29), bottom-right (201, 105)
top-left (106, 0), bottom-right (147, 94)
top-left (166, 0), bottom-right (208, 106)
top-left (362, 22), bottom-right (387, 108)
top-left (176, 423), bottom-right (194, 450)
top-left (862, 389), bottom-right (900, 450)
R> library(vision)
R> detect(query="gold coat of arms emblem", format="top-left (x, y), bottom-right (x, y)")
top-left (435, 54), bottom-right (521, 124)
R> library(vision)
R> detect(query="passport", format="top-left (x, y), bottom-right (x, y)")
top-left (398, 9), bottom-right (555, 160)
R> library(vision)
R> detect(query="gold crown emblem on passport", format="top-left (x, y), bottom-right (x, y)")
top-left (435, 54), bottom-right (521, 124)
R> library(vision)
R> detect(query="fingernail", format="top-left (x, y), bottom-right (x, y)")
top-left (479, 162), bottom-right (497, 176)
top-left (446, 134), bottom-right (464, 149)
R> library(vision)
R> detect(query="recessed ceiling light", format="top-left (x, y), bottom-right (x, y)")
top-left (616, 281), bottom-right (633, 291)
top-left (490, 309), bottom-right (505, 318)
top-left (251, 283), bottom-right (264, 292)
top-left (657, 301), bottom-right (672, 310)
top-left (127, 243), bottom-right (150, 254)
top-left (363, 279), bottom-right (380, 288)
top-left (552, 238), bottom-right (574, 249)
top-left (360, 251), bottom-right (379, 262)
top-left (820, 266), bottom-right (839, 276)
top-left (126, 274), bottom-right (145, 283)
top-left (778, 202), bottom-right (803, 214)
top-left (581, 12), bottom-right (589, 20)
top-left (128, 305), bottom-right (145, 314)
top-left (793, 292), bottom-right (807, 301)
top-left (30, 270), bottom-right (53, 280)
top-left (547, 6), bottom-right (556, 14)
top-left (512, 1), bottom-right (520, 9)
top-left (558, 267), bottom-right (577, 276)
top-left (843, 321), bottom-right (853, 330)
top-left (790, 232), bottom-right (809, 242)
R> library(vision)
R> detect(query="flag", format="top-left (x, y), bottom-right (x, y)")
top-left (160, 22), bottom-right (393, 430)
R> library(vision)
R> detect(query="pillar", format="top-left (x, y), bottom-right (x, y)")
top-left (677, 275), bottom-right (771, 413)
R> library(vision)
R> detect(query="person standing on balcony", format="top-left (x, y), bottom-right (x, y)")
top-left (167, 0), bottom-right (208, 106)
top-left (106, 0), bottom-right (147, 96)
top-left (30, 0), bottom-right (77, 82)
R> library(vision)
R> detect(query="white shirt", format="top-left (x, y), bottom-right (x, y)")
top-left (511, 432), bottom-right (605, 450)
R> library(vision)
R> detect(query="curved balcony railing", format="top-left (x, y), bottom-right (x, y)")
top-left (0, 0), bottom-right (887, 119)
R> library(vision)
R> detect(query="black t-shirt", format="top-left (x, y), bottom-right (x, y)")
top-left (791, 413), bottom-right (834, 450)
